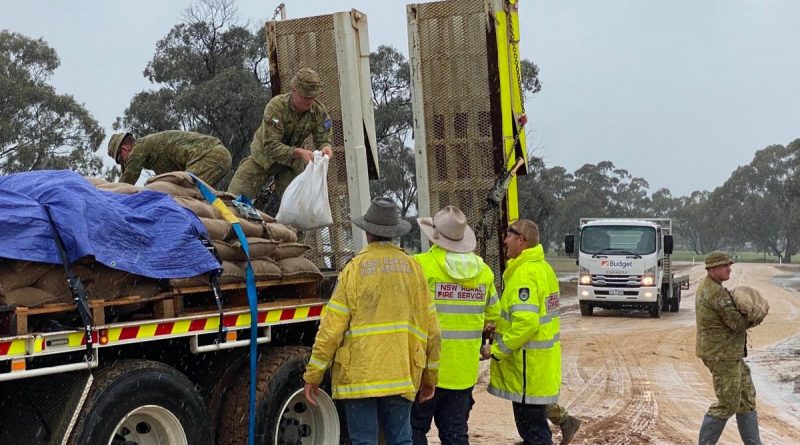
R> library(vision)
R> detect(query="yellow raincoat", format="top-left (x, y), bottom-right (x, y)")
top-left (304, 242), bottom-right (440, 400)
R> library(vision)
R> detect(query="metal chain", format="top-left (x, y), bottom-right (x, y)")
top-left (271, 3), bottom-right (285, 21)
top-left (506, 1), bottom-right (525, 117)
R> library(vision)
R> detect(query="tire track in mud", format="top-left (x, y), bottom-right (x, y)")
top-left (561, 332), bottom-right (660, 444)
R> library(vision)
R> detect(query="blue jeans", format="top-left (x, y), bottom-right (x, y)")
top-left (411, 387), bottom-right (473, 445)
top-left (512, 402), bottom-right (552, 445)
top-left (341, 396), bottom-right (413, 445)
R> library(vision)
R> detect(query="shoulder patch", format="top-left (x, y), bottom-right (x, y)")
top-left (268, 116), bottom-right (280, 126)
top-left (323, 118), bottom-right (331, 130)
top-left (519, 287), bottom-right (530, 301)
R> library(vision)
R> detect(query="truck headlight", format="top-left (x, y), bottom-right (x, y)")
top-left (579, 266), bottom-right (591, 285)
top-left (641, 267), bottom-right (656, 286)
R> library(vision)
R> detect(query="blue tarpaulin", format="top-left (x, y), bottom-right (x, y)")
top-left (0, 170), bottom-right (220, 279)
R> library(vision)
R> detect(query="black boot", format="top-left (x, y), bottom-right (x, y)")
top-left (698, 415), bottom-right (727, 445)
top-left (736, 411), bottom-right (763, 445)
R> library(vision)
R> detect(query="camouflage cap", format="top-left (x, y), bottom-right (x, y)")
top-left (705, 251), bottom-right (734, 269)
top-left (107, 132), bottom-right (132, 163)
top-left (290, 68), bottom-right (322, 97)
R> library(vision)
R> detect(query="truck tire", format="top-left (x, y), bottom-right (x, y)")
top-left (670, 286), bottom-right (681, 312)
top-left (68, 360), bottom-right (211, 445)
top-left (649, 294), bottom-right (662, 318)
top-left (218, 346), bottom-right (340, 445)
top-left (579, 301), bottom-right (593, 316)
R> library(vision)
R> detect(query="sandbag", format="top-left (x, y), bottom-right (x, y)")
top-left (219, 261), bottom-right (244, 284)
top-left (34, 267), bottom-right (72, 300)
top-left (121, 279), bottom-right (164, 299)
top-left (145, 171), bottom-right (211, 190)
top-left (732, 286), bottom-right (770, 327)
top-left (230, 238), bottom-right (279, 260)
top-left (272, 242), bottom-right (311, 260)
top-left (213, 240), bottom-right (245, 262)
top-left (4, 287), bottom-right (61, 307)
top-left (144, 181), bottom-right (202, 199)
top-left (277, 257), bottom-right (322, 280)
top-left (85, 177), bottom-right (108, 186)
top-left (236, 218), bottom-right (266, 238)
top-left (173, 196), bottom-right (219, 219)
top-left (0, 260), bottom-right (52, 292)
top-left (240, 259), bottom-right (282, 281)
top-left (170, 275), bottom-right (210, 289)
top-left (96, 182), bottom-right (140, 195)
top-left (200, 218), bottom-right (232, 240)
top-left (265, 223), bottom-right (298, 243)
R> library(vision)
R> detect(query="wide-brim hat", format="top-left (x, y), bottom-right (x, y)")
top-left (352, 197), bottom-right (411, 238)
top-left (705, 250), bottom-right (734, 269)
top-left (107, 132), bottom-right (132, 163)
top-left (418, 205), bottom-right (476, 253)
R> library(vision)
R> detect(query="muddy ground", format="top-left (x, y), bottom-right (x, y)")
top-left (425, 263), bottom-right (800, 444)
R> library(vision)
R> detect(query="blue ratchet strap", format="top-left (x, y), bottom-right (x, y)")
top-left (189, 174), bottom-right (259, 445)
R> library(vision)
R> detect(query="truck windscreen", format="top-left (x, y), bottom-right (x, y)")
top-left (580, 226), bottom-right (657, 255)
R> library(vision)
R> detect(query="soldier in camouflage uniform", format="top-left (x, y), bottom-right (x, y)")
top-left (227, 68), bottom-right (333, 201)
top-left (695, 251), bottom-right (762, 445)
top-left (107, 130), bottom-right (232, 187)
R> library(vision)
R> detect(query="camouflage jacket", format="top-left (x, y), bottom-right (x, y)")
top-left (120, 130), bottom-right (225, 184)
top-left (695, 276), bottom-right (749, 360)
top-left (249, 93), bottom-right (332, 170)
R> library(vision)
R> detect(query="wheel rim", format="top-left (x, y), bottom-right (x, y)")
top-left (274, 388), bottom-right (340, 445)
top-left (108, 405), bottom-right (188, 445)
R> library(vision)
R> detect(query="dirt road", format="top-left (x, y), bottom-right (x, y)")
top-left (428, 262), bottom-right (800, 444)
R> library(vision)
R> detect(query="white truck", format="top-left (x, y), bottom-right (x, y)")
top-left (564, 218), bottom-right (689, 318)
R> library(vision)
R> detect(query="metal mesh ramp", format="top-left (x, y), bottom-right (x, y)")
top-left (408, 0), bottom-right (520, 280)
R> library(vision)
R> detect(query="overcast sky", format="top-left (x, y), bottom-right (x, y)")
top-left (3, 0), bottom-right (799, 196)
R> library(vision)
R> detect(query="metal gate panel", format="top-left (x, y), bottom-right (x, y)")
top-left (267, 11), bottom-right (376, 270)
top-left (408, 0), bottom-right (527, 279)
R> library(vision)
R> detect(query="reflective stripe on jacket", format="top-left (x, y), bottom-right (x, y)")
top-left (489, 244), bottom-right (561, 404)
top-left (303, 242), bottom-right (440, 400)
top-left (415, 245), bottom-right (499, 389)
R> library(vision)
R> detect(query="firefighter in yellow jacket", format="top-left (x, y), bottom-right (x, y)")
top-left (411, 206), bottom-right (499, 445)
top-left (304, 197), bottom-right (440, 445)
top-left (481, 219), bottom-right (561, 445)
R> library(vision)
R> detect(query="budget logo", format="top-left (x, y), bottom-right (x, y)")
top-left (600, 260), bottom-right (609, 266)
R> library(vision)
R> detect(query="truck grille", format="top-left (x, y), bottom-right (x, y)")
top-left (590, 274), bottom-right (642, 288)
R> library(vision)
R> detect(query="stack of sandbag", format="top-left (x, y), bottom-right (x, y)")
top-left (731, 286), bottom-right (770, 327)
top-left (0, 257), bottom-right (164, 308)
top-left (89, 172), bottom-right (322, 288)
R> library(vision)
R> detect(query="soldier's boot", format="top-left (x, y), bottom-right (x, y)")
top-left (736, 411), bottom-right (763, 445)
top-left (698, 415), bottom-right (727, 445)
top-left (559, 415), bottom-right (582, 445)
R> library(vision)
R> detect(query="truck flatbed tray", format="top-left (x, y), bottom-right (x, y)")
top-left (0, 276), bottom-right (322, 336)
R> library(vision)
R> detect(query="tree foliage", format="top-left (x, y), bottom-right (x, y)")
top-left (0, 31), bottom-right (106, 175)
top-left (115, 0), bottom-right (269, 185)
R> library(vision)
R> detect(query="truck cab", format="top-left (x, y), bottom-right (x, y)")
top-left (565, 218), bottom-right (687, 318)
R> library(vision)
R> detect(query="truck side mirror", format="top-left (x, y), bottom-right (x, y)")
top-left (664, 235), bottom-right (674, 255)
top-left (565, 234), bottom-right (574, 255)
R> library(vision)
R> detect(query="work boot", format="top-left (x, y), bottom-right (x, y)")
top-left (736, 411), bottom-right (763, 445)
top-left (698, 415), bottom-right (727, 445)
top-left (559, 415), bottom-right (582, 445)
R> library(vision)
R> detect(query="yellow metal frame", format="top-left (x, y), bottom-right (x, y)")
top-left (493, 2), bottom-right (527, 223)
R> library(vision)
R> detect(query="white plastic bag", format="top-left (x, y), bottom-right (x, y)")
top-left (275, 151), bottom-right (333, 229)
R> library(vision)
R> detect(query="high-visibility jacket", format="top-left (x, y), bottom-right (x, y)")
top-left (488, 244), bottom-right (561, 405)
top-left (303, 242), bottom-right (440, 401)
top-left (415, 245), bottom-right (499, 389)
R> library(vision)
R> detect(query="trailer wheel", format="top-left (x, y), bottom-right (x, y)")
top-left (68, 360), bottom-right (211, 445)
top-left (579, 301), bottom-right (593, 316)
top-left (649, 294), bottom-right (662, 318)
top-left (218, 346), bottom-right (340, 445)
